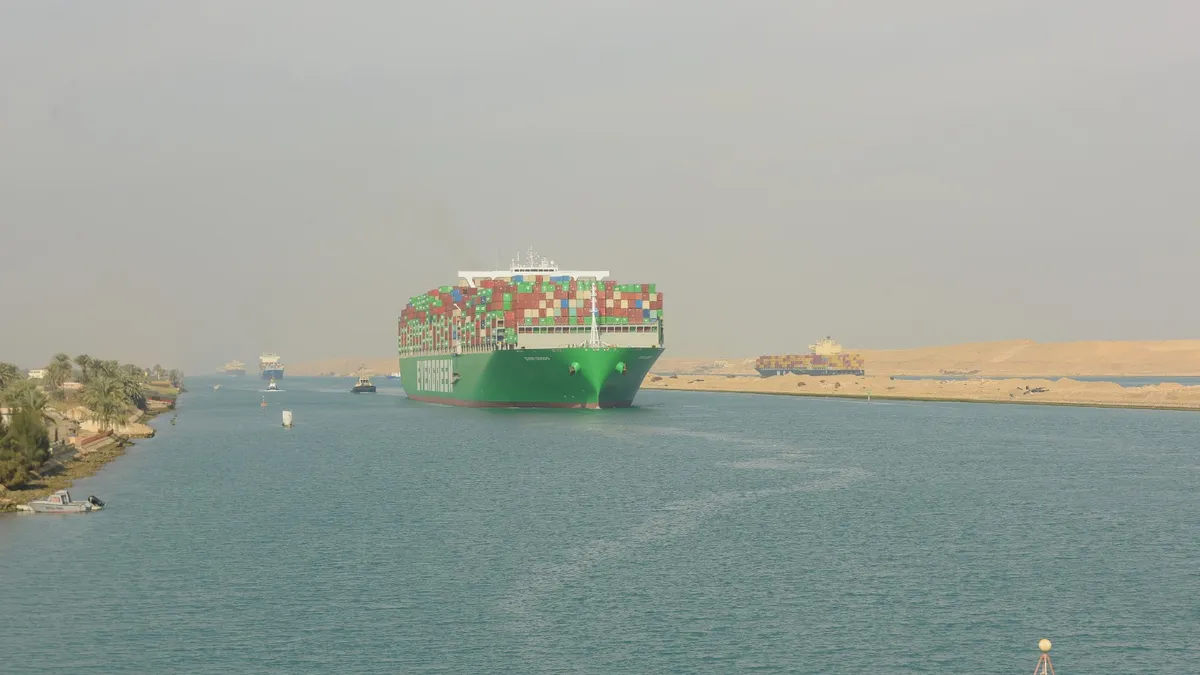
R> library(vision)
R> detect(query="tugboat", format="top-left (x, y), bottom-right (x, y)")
top-left (266, 378), bottom-right (279, 391)
top-left (27, 490), bottom-right (105, 514)
top-left (351, 370), bottom-right (376, 394)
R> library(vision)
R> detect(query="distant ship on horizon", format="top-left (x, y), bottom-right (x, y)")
top-left (259, 353), bottom-right (285, 380)
top-left (218, 360), bottom-right (246, 376)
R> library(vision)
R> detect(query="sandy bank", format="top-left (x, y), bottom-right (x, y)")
top-left (299, 339), bottom-right (1200, 379)
top-left (643, 373), bottom-right (1200, 411)
top-left (655, 339), bottom-right (1200, 378)
top-left (287, 357), bottom-right (395, 377)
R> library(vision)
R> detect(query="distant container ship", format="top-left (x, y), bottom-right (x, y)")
top-left (218, 360), bottom-right (246, 376)
top-left (259, 353), bottom-right (285, 380)
top-left (397, 249), bottom-right (664, 408)
top-left (755, 337), bottom-right (865, 376)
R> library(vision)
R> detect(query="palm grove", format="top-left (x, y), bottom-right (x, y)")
top-left (0, 354), bottom-right (182, 489)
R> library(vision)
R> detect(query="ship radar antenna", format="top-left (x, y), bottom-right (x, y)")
top-left (1032, 639), bottom-right (1056, 675)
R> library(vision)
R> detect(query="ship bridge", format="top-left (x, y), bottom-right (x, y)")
top-left (457, 248), bottom-right (609, 288)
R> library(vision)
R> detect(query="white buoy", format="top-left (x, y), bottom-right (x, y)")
top-left (282, 410), bottom-right (293, 428)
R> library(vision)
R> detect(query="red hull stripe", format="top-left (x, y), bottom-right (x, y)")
top-left (405, 394), bottom-right (632, 409)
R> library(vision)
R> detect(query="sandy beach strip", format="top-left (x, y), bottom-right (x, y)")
top-left (642, 374), bottom-right (1200, 411)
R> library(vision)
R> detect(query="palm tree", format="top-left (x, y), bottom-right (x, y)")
top-left (121, 363), bottom-right (146, 381)
top-left (91, 360), bottom-right (120, 381)
top-left (1, 379), bottom-right (56, 440)
top-left (45, 353), bottom-right (74, 390)
top-left (3, 379), bottom-right (48, 415)
top-left (74, 354), bottom-right (92, 384)
top-left (116, 369), bottom-right (147, 410)
top-left (0, 362), bottom-right (21, 390)
top-left (81, 376), bottom-right (130, 435)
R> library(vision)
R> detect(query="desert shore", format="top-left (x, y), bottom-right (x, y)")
top-left (642, 373), bottom-right (1200, 411)
top-left (290, 339), bottom-right (1200, 379)
top-left (285, 339), bottom-right (1200, 410)
top-left (654, 339), bottom-right (1200, 378)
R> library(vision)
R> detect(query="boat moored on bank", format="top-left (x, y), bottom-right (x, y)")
top-left (26, 490), bottom-right (105, 514)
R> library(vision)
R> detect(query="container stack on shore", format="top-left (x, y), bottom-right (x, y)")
top-left (399, 276), bottom-right (663, 354)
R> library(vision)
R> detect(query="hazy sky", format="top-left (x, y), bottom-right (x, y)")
top-left (2, 1), bottom-right (1197, 371)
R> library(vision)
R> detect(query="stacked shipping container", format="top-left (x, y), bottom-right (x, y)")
top-left (755, 352), bottom-right (866, 376)
top-left (398, 276), bottom-right (663, 355)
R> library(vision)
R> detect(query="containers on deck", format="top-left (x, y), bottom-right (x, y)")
top-left (755, 344), bottom-right (865, 376)
top-left (398, 278), bottom-right (664, 354)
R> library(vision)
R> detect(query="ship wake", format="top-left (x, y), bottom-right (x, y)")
top-left (498, 453), bottom-right (868, 663)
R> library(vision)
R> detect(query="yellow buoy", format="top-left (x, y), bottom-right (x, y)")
top-left (1033, 638), bottom-right (1056, 675)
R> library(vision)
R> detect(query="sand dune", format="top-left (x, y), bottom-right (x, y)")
top-left (289, 339), bottom-right (1200, 381)
top-left (643, 373), bottom-right (1200, 411)
top-left (654, 339), bottom-right (1200, 377)
top-left (287, 357), bottom-right (396, 377)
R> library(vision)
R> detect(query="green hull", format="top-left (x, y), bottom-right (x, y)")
top-left (398, 347), bottom-right (663, 408)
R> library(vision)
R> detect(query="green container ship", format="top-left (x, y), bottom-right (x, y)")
top-left (397, 250), bottom-right (664, 408)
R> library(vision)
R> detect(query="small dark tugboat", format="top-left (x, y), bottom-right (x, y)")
top-left (351, 370), bottom-right (376, 394)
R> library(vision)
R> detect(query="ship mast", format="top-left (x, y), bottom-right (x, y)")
top-left (584, 282), bottom-right (605, 349)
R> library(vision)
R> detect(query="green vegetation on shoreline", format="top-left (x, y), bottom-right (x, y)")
top-left (0, 354), bottom-right (184, 512)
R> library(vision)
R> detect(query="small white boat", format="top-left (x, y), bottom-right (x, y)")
top-left (267, 378), bottom-right (278, 391)
top-left (213, 384), bottom-right (221, 391)
top-left (282, 410), bottom-right (293, 428)
top-left (27, 490), bottom-right (104, 514)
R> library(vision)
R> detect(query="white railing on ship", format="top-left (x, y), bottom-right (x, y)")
top-left (398, 324), bottom-right (662, 357)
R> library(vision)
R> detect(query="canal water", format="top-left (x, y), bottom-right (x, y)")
top-left (1, 377), bottom-right (1196, 673)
